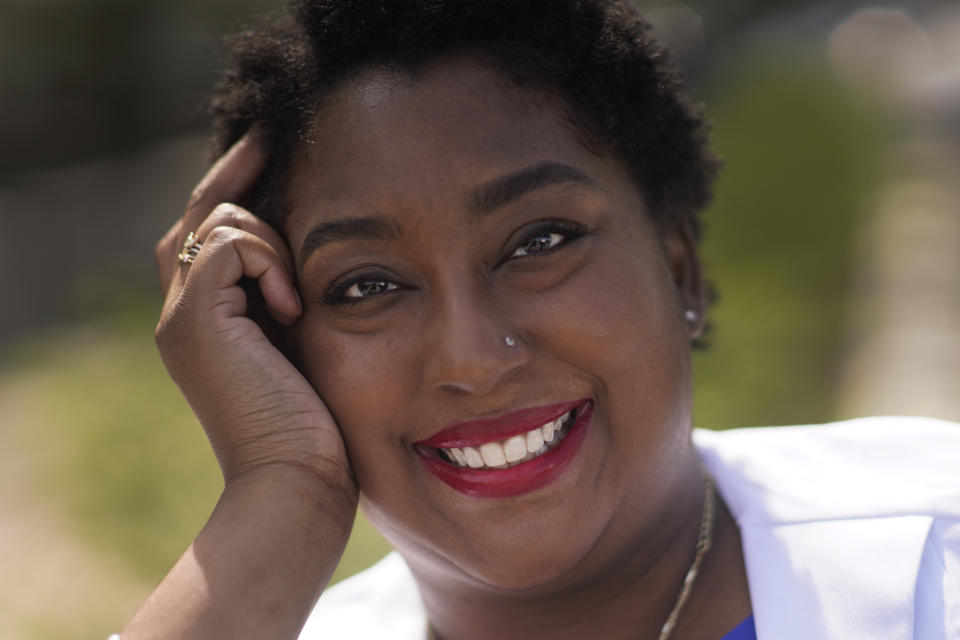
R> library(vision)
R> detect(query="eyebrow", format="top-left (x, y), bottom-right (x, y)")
top-left (298, 162), bottom-right (597, 269)
top-left (298, 216), bottom-right (402, 269)
top-left (469, 161), bottom-right (599, 216)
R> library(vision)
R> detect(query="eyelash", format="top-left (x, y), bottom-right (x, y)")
top-left (322, 220), bottom-right (589, 306)
top-left (322, 276), bottom-right (400, 307)
top-left (505, 220), bottom-right (588, 261)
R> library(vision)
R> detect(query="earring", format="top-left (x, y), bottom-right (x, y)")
top-left (684, 309), bottom-right (698, 324)
top-left (504, 336), bottom-right (516, 347)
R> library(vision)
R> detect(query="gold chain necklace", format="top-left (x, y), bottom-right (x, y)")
top-left (427, 476), bottom-right (716, 640)
top-left (658, 475), bottom-right (716, 640)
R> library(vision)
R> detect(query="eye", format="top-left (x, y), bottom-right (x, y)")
top-left (511, 232), bottom-right (565, 258)
top-left (343, 279), bottom-right (399, 300)
top-left (508, 221), bottom-right (588, 260)
top-left (323, 275), bottom-right (403, 306)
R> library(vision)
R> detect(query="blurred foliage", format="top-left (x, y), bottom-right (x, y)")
top-left (692, 55), bottom-right (885, 428)
top-left (0, 0), bottom-right (286, 171)
top-left (0, 50), bottom-right (886, 635)
top-left (3, 303), bottom-right (221, 583)
top-left (2, 281), bottom-right (391, 589)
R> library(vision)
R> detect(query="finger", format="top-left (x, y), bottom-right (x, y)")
top-left (196, 203), bottom-right (295, 277)
top-left (182, 128), bottom-right (267, 240)
top-left (185, 226), bottom-right (302, 325)
top-left (155, 218), bottom-right (183, 294)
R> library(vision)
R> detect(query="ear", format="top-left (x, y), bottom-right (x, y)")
top-left (661, 219), bottom-right (705, 341)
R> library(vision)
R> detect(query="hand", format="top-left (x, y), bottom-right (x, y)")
top-left (154, 130), bottom-right (356, 501)
top-left (121, 133), bottom-right (357, 637)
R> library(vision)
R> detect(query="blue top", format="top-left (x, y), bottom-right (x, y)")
top-left (720, 615), bottom-right (756, 640)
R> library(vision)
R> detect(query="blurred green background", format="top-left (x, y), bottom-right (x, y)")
top-left (2, 1), bottom-right (959, 638)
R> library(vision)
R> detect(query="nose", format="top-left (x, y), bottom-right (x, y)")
top-left (422, 288), bottom-right (530, 396)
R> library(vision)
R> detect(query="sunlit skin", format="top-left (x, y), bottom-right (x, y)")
top-left (283, 57), bottom-right (751, 639)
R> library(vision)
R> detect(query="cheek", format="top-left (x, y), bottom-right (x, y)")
top-left (524, 239), bottom-right (683, 357)
top-left (294, 318), bottom-right (418, 478)
top-left (515, 242), bottom-right (691, 445)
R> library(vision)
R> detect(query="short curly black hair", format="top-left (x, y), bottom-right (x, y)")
top-left (210, 0), bottom-right (719, 242)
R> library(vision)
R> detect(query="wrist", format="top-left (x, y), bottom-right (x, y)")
top-left (222, 460), bottom-right (359, 532)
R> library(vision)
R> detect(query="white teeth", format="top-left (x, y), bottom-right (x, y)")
top-left (438, 408), bottom-right (578, 469)
top-left (480, 442), bottom-right (507, 467)
top-left (503, 435), bottom-right (528, 463)
top-left (463, 446), bottom-right (484, 468)
top-left (526, 427), bottom-right (544, 453)
top-left (542, 418), bottom-right (556, 443)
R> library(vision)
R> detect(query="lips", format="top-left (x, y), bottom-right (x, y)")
top-left (414, 400), bottom-right (593, 498)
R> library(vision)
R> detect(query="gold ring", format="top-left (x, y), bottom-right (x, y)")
top-left (177, 231), bottom-right (203, 265)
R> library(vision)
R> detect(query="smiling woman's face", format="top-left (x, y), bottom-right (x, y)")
top-left (285, 57), bottom-right (702, 591)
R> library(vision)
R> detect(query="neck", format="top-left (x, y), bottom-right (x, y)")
top-left (408, 452), bottom-right (724, 640)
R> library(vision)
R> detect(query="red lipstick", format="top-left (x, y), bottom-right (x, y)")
top-left (415, 400), bottom-right (593, 498)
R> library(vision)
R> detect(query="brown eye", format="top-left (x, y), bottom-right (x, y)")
top-left (510, 232), bottom-right (565, 258)
top-left (342, 279), bottom-right (399, 300)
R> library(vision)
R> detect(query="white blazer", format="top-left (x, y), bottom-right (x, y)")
top-left (301, 417), bottom-right (960, 639)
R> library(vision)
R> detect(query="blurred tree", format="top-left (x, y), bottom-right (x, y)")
top-left (0, 0), bottom-right (282, 173)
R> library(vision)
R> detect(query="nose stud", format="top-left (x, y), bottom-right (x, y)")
top-left (504, 336), bottom-right (516, 347)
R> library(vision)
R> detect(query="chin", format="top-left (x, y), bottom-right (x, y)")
top-left (461, 545), bottom-right (590, 592)
top-left (371, 496), bottom-right (609, 595)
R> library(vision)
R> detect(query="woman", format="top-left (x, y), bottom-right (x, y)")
top-left (123, 1), bottom-right (959, 638)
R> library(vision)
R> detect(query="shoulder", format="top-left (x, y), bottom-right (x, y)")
top-left (693, 415), bottom-right (960, 524)
top-left (299, 552), bottom-right (426, 640)
top-left (694, 417), bottom-right (960, 639)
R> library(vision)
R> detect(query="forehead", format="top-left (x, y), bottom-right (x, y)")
top-left (283, 57), bottom-right (616, 240)
top-left (303, 57), bottom-right (583, 166)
